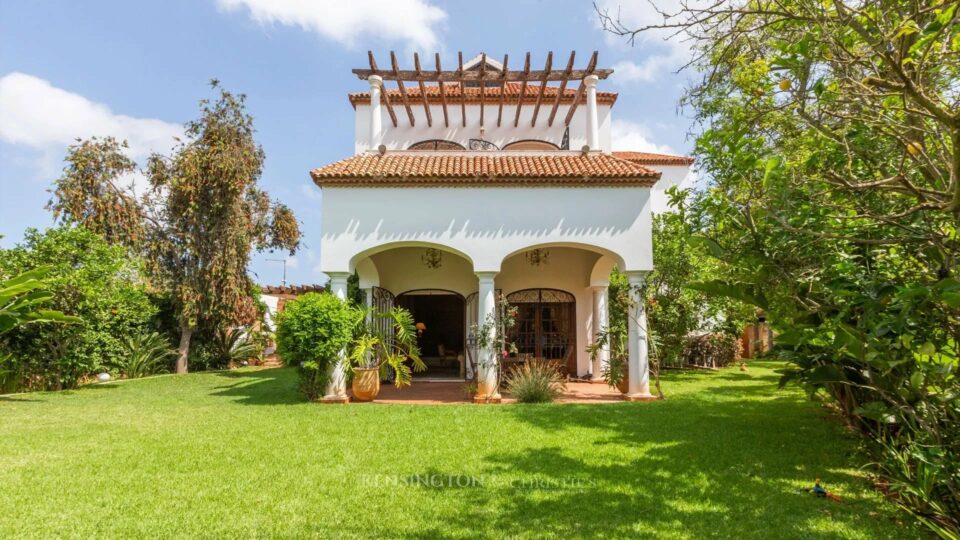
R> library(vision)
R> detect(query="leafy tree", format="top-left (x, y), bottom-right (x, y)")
top-left (0, 227), bottom-right (156, 390)
top-left (600, 0), bottom-right (960, 533)
top-left (49, 82), bottom-right (301, 373)
top-left (648, 188), bottom-right (753, 365)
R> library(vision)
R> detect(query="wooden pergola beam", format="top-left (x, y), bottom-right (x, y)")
top-left (435, 53), bottom-right (448, 128)
top-left (390, 51), bottom-right (416, 126)
top-left (357, 51), bottom-right (611, 130)
top-left (351, 68), bottom-right (612, 81)
top-left (496, 54), bottom-right (509, 127)
top-left (458, 51), bottom-right (466, 128)
top-left (513, 53), bottom-right (531, 128)
top-left (563, 51), bottom-right (598, 127)
top-left (413, 53), bottom-right (432, 127)
top-left (548, 51), bottom-right (575, 127)
top-left (367, 51), bottom-right (398, 127)
top-left (529, 51), bottom-right (553, 127)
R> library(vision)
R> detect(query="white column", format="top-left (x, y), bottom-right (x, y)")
top-left (475, 272), bottom-right (500, 402)
top-left (626, 271), bottom-right (654, 400)
top-left (368, 75), bottom-right (383, 150)
top-left (322, 272), bottom-right (351, 403)
top-left (591, 285), bottom-right (609, 380)
top-left (584, 74), bottom-right (600, 151)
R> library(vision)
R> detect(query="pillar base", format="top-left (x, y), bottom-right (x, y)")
top-left (473, 394), bottom-right (502, 404)
top-left (623, 393), bottom-right (658, 402)
top-left (319, 395), bottom-right (350, 404)
top-left (588, 375), bottom-right (608, 384)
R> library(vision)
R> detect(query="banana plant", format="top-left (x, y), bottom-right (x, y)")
top-left (0, 266), bottom-right (80, 334)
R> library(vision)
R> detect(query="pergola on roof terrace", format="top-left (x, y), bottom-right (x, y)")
top-left (353, 51), bottom-right (613, 129)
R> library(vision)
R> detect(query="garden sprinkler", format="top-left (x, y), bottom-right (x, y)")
top-left (801, 479), bottom-right (845, 503)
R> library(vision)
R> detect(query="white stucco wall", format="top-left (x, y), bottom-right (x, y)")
top-left (319, 186), bottom-right (652, 274)
top-left (354, 102), bottom-right (612, 153)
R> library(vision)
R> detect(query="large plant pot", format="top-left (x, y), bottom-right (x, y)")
top-left (617, 372), bottom-right (629, 394)
top-left (351, 367), bottom-right (380, 402)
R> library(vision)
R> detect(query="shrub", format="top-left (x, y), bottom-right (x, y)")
top-left (682, 333), bottom-right (741, 368)
top-left (0, 227), bottom-right (156, 390)
top-left (505, 360), bottom-right (567, 403)
top-left (275, 292), bottom-right (356, 400)
top-left (112, 331), bottom-right (174, 378)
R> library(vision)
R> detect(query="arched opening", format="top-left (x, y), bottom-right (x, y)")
top-left (407, 139), bottom-right (466, 150)
top-left (506, 288), bottom-right (577, 375)
top-left (502, 140), bottom-right (559, 151)
top-left (395, 289), bottom-right (465, 378)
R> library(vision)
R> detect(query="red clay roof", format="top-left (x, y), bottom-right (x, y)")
top-left (311, 152), bottom-right (660, 187)
top-left (612, 151), bottom-right (694, 166)
top-left (349, 82), bottom-right (618, 107)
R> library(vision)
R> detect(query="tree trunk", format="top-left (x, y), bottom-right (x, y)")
top-left (176, 322), bottom-right (193, 374)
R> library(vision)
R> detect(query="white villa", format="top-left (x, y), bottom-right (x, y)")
top-left (310, 52), bottom-right (693, 403)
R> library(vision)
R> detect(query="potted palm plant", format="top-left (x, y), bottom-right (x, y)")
top-left (347, 307), bottom-right (425, 401)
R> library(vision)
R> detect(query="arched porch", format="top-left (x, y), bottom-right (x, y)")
top-left (322, 241), bottom-right (654, 403)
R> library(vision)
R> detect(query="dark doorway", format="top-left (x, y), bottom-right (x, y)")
top-left (396, 290), bottom-right (465, 378)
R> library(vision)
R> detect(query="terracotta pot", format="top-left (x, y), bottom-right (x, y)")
top-left (617, 372), bottom-right (629, 394)
top-left (351, 367), bottom-right (380, 402)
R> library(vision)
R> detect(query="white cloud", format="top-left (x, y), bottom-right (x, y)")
top-left (610, 119), bottom-right (675, 154)
top-left (0, 72), bottom-right (181, 179)
top-left (612, 53), bottom-right (684, 84)
top-left (216, 0), bottom-right (447, 51)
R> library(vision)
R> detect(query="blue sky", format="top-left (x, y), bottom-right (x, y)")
top-left (0, 0), bottom-right (695, 286)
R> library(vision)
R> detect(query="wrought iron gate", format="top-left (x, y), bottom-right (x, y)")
top-left (371, 286), bottom-right (395, 379)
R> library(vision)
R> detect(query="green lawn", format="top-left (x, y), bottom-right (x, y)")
top-left (0, 361), bottom-right (918, 539)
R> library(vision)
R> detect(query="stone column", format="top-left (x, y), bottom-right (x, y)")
top-left (475, 272), bottom-right (501, 403)
top-left (591, 285), bottom-right (610, 380)
top-left (625, 271), bottom-right (655, 401)
top-left (368, 75), bottom-right (383, 150)
top-left (321, 272), bottom-right (351, 404)
top-left (584, 74), bottom-right (600, 151)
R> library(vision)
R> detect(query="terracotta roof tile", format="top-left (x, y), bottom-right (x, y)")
top-left (310, 152), bottom-right (660, 187)
top-left (612, 151), bottom-right (694, 166)
top-left (349, 82), bottom-right (617, 107)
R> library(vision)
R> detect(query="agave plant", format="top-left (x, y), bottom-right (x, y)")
top-left (115, 331), bottom-right (174, 378)
top-left (347, 307), bottom-right (425, 388)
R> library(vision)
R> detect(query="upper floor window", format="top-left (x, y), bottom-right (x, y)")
top-left (502, 140), bottom-right (559, 151)
top-left (408, 140), bottom-right (466, 150)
